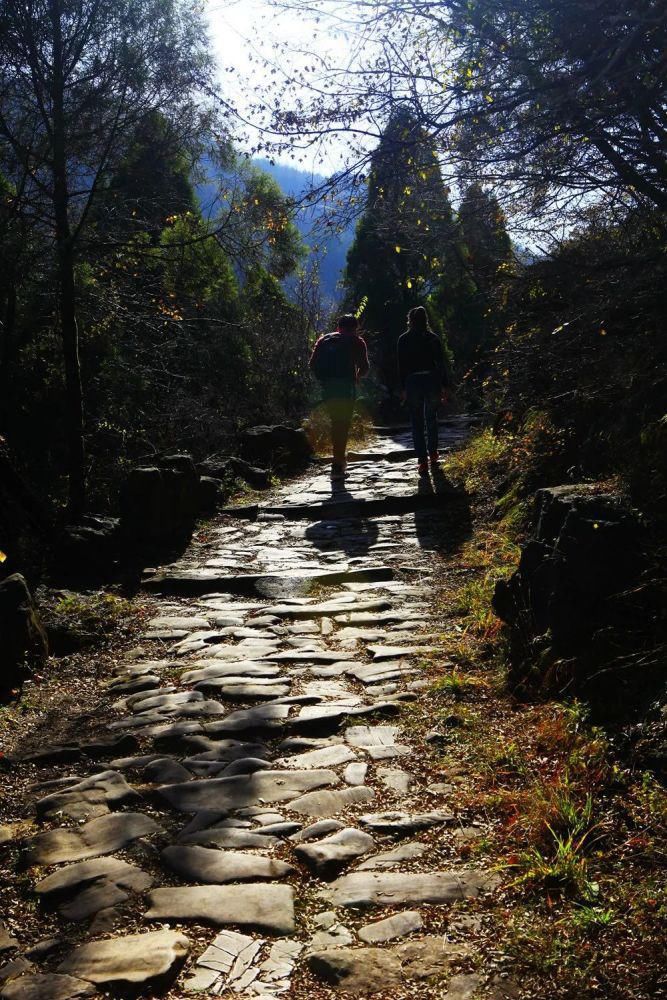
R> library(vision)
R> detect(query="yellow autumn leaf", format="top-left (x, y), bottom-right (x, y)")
top-left (0, 551), bottom-right (6, 563)
top-left (395, 246), bottom-right (401, 253)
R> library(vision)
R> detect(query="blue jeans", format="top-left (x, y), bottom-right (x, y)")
top-left (406, 372), bottom-right (439, 461)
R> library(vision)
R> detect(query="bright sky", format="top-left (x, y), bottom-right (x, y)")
top-left (203, 1), bottom-right (549, 246)
top-left (205, 0), bottom-right (355, 172)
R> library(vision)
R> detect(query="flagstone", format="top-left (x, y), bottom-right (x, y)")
top-left (275, 745), bottom-right (357, 769)
top-left (25, 812), bottom-right (163, 866)
top-left (307, 923), bottom-right (354, 952)
top-left (178, 827), bottom-right (280, 849)
top-left (322, 870), bottom-right (497, 908)
top-left (343, 762), bottom-right (368, 786)
top-left (220, 757), bottom-right (274, 776)
top-left (128, 690), bottom-right (204, 713)
top-left (345, 725), bottom-right (402, 748)
top-left (377, 768), bottom-right (412, 795)
top-left (288, 786), bottom-right (375, 819)
top-left (35, 770), bottom-right (138, 821)
top-left (1, 974), bottom-right (95, 999)
top-left (289, 819), bottom-right (346, 843)
top-left (183, 929), bottom-right (261, 994)
top-left (107, 673), bottom-right (162, 695)
top-left (356, 842), bottom-right (427, 870)
top-left (58, 930), bottom-right (189, 989)
top-left (266, 650), bottom-right (356, 663)
top-left (148, 616), bottom-right (211, 630)
top-left (161, 845), bottom-right (294, 883)
top-left (0, 925), bottom-right (17, 954)
top-left (295, 828), bottom-right (376, 879)
top-left (358, 810), bottom-right (454, 834)
top-left (145, 884), bottom-right (295, 935)
top-left (203, 704), bottom-right (290, 735)
top-left (181, 662), bottom-right (282, 684)
top-left (369, 645), bottom-right (439, 660)
top-left (253, 821), bottom-right (302, 837)
top-left (358, 911), bottom-right (423, 944)
top-left (35, 857), bottom-right (153, 899)
top-left (263, 599), bottom-right (391, 619)
top-left (142, 757), bottom-right (193, 784)
top-left (345, 662), bottom-right (418, 685)
top-left (307, 938), bottom-right (469, 995)
top-left (196, 680), bottom-right (291, 700)
top-left (157, 769), bottom-right (339, 812)
top-left (183, 740), bottom-right (270, 764)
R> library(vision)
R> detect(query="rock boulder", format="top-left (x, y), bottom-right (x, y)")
top-left (492, 485), bottom-right (660, 720)
top-left (239, 425), bottom-right (312, 472)
top-left (0, 574), bottom-right (47, 695)
top-left (120, 454), bottom-right (200, 545)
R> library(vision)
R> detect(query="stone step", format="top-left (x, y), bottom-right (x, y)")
top-left (142, 565), bottom-right (394, 597)
top-left (223, 489), bottom-right (463, 523)
top-left (315, 448), bottom-right (418, 463)
top-left (371, 418), bottom-right (466, 434)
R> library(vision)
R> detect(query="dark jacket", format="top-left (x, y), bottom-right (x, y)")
top-left (397, 329), bottom-right (448, 389)
top-left (309, 331), bottom-right (370, 392)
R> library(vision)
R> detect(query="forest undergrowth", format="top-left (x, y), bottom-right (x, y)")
top-left (410, 428), bottom-right (667, 999)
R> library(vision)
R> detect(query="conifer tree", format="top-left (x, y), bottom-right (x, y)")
top-left (437, 182), bottom-right (513, 365)
top-left (0, 0), bottom-right (211, 515)
top-left (344, 109), bottom-right (456, 391)
top-left (96, 113), bottom-right (199, 240)
top-left (458, 184), bottom-right (513, 295)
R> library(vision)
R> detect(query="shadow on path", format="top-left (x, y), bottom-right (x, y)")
top-left (411, 466), bottom-right (473, 556)
top-left (414, 488), bottom-right (472, 555)
top-left (305, 514), bottom-right (380, 559)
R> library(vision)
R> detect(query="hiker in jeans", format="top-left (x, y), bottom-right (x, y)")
top-left (397, 306), bottom-right (450, 476)
top-left (309, 314), bottom-right (370, 479)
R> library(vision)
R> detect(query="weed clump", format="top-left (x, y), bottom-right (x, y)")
top-left (41, 591), bottom-right (139, 654)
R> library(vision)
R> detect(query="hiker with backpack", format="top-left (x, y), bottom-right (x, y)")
top-left (397, 305), bottom-right (450, 476)
top-left (309, 314), bottom-right (370, 479)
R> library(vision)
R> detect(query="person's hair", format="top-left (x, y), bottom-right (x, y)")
top-left (337, 314), bottom-right (358, 332)
top-left (407, 306), bottom-right (431, 334)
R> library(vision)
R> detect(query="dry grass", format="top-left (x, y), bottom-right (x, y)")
top-left (417, 428), bottom-right (667, 999)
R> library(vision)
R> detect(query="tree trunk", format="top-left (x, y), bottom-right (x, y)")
top-left (57, 245), bottom-right (86, 518)
top-left (49, 0), bottom-right (86, 518)
top-left (0, 284), bottom-right (16, 432)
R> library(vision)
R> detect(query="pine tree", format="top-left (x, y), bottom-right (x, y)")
top-left (436, 183), bottom-right (513, 366)
top-left (96, 112), bottom-right (199, 240)
top-left (459, 184), bottom-right (512, 295)
top-left (0, 0), bottom-right (211, 514)
top-left (344, 109), bottom-right (456, 391)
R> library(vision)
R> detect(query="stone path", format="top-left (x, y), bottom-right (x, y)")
top-left (1, 417), bottom-right (501, 999)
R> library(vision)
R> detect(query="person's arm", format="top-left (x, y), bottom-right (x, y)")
top-left (432, 335), bottom-right (445, 385)
top-left (434, 335), bottom-right (453, 403)
top-left (308, 336), bottom-right (323, 371)
top-left (397, 335), bottom-right (407, 389)
top-left (355, 336), bottom-right (370, 379)
top-left (397, 335), bottom-right (409, 401)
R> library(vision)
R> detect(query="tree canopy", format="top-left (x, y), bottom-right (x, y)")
top-left (252, 0), bottom-right (667, 232)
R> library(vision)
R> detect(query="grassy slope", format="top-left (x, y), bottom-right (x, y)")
top-left (406, 430), bottom-right (667, 999)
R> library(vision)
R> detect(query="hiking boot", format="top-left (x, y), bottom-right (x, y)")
top-left (417, 460), bottom-right (429, 476)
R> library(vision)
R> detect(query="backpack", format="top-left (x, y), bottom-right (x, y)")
top-left (310, 333), bottom-right (356, 382)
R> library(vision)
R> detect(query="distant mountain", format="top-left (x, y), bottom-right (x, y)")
top-left (195, 156), bottom-right (355, 307)
top-left (253, 159), bottom-right (326, 197)
top-left (254, 159), bottom-right (355, 308)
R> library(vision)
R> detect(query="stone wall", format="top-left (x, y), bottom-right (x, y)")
top-left (493, 485), bottom-right (664, 724)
